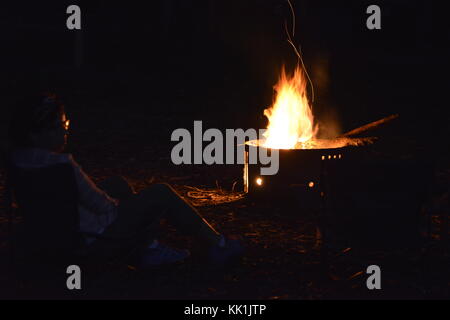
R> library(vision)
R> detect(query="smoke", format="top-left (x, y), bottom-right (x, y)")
top-left (310, 52), bottom-right (343, 139)
top-left (317, 109), bottom-right (343, 139)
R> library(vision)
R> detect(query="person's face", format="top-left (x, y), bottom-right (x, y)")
top-left (54, 112), bottom-right (70, 152)
top-left (31, 111), bottom-right (70, 152)
top-left (60, 112), bottom-right (70, 148)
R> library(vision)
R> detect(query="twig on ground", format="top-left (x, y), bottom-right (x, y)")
top-left (183, 185), bottom-right (245, 207)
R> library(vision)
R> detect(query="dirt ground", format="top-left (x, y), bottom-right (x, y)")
top-left (0, 90), bottom-right (448, 300)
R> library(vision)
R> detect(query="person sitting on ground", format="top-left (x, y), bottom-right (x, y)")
top-left (6, 92), bottom-right (243, 267)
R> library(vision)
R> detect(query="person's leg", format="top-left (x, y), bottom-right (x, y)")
top-left (97, 175), bottom-right (135, 200)
top-left (140, 183), bottom-right (222, 246)
top-left (101, 183), bottom-right (221, 246)
top-left (88, 183), bottom-right (242, 265)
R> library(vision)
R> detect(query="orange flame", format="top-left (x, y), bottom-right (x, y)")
top-left (262, 65), bottom-right (317, 149)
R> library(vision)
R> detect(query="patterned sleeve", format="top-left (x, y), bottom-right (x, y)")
top-left (67, 155), bottom-right (119, 216)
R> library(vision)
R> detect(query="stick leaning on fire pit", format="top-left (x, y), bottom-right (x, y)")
top-left (340, 114), bottom-right (399, 138)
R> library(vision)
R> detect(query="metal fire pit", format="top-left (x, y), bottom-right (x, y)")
top-left (240, 116), bottom-right (432, 246)
top-left (243, 144), bottom-right (364, 209)
top-left (242, 115), bottom-right (397, 206)
top-left (243, 140), bottom-right (433, 247)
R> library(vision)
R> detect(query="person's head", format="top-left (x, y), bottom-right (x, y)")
top-left (8, 92), bottom-right (69, 152)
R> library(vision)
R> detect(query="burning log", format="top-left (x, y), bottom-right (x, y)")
top-left (341, 114), bottom-right (399, 138)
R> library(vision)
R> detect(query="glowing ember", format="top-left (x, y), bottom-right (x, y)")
top-left (256, 177), bottom-right (263, 186)
top-left (262, 65), bottom-right (318, 149)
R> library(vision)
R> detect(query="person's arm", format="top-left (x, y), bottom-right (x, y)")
top-left (67, 155), bottom-right (119, 216)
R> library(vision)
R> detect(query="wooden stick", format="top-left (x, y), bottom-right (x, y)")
top-left (341, 114), bottom-right (399, 137)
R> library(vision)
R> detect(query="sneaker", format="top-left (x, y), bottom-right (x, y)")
top-left (209, 235), bottom-right (244, 265)
top-left (139, 241), bottom-right (190, 267)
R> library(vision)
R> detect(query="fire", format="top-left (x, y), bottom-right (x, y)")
top-left (262, 65), bottom-right (317, 149)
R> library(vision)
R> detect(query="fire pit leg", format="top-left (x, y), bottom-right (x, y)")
top-left (317, 156), bottom-right (333, 248)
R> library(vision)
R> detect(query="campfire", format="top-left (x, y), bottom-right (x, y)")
top-left (262, 65), bottom-right (317, 149)
top-left (244, 62), bottom-right (397, 196)
top-left (247, 65), bottom-right (376, 150)
top-left (242, 0), bottom-right (398, 197)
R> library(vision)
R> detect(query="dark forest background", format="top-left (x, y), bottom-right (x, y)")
top-left (0, 0), bottom-right (447, 152)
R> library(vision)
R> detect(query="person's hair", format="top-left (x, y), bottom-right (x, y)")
top-left (8, 92), bottom-right (65, 149)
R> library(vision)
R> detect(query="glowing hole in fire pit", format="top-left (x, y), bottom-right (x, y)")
top-left (256, 178), bottom-right (263, 186)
